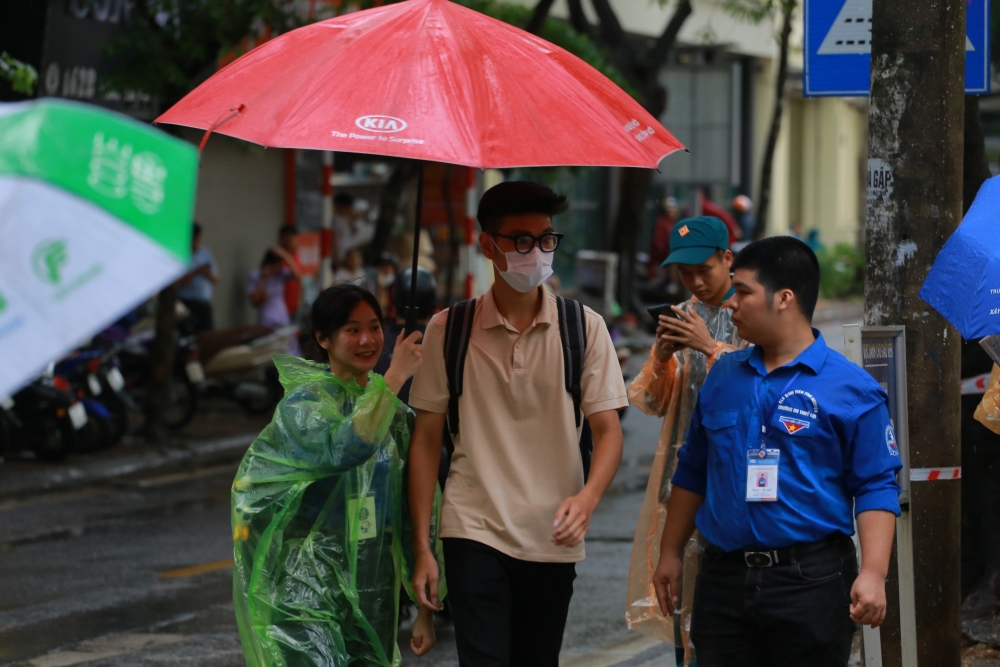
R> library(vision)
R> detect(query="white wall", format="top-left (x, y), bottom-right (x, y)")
top-left (180, 130), bottom-right (287, 329)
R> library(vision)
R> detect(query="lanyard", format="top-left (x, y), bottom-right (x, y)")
top-left (753, 371), bottom-right (801, 449)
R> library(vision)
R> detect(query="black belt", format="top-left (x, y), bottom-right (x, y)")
top-left (707, 533), bottom-right (853, 569)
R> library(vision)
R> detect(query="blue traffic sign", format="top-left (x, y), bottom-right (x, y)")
top-left (804, 0), bottom-right (990, 96)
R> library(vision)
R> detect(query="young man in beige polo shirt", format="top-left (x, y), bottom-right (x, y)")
top-left (408, 181), bottom-right (628, 667)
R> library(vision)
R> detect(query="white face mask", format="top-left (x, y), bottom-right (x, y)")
top-left (493, 240), bottom-right (554, 293)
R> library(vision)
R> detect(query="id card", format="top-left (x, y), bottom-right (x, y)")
top-left (348, 494), bottom-right (378, 541)
top-left (746, 449), bottom-right (780, 502)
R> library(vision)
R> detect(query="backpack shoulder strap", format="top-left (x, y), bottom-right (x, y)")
top-left (556, 297), bottom-right (587, 427)
top-left (443, 298), bottom-right (477, 436)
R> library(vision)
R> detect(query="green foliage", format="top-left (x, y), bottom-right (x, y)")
top-left (0, 52), bottom-right (38, 95)
top-left (817, 242), bottom-right (864, 299)
top-left (103, 0), bottom-right (302, 107)
top-left (104, 0), bottom-right (632, 111)
top-left (721, 0), bottom-right (797, 25)
top-left (451, 0), bottom-right (635, 97)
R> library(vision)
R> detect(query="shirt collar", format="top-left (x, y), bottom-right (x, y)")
top-left (480, 286), bottom-right (555, 330)
top-left (747, 328), bottom-right (828, 376)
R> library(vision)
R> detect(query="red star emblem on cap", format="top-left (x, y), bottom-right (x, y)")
top-left (679, 225), bottom-right (690, 236)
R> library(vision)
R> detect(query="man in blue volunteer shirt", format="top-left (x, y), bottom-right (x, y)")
top-left (653, 236), bottom-right (901, 666)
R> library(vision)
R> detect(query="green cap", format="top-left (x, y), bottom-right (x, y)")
top-left (662, 216), bottom-right (729, 266)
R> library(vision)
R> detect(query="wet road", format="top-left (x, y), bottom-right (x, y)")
top-left (0, 404), bottom-right (668, 667)
top-left (0, 318), bottom-right (862, 667)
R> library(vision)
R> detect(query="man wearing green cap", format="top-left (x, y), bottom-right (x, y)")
top-left (625, 216), bottom-right (745, 666)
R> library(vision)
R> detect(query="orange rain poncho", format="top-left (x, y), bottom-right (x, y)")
top-left (975, 364), bottom-right (1000, 435)
top-left (625, 298), bottom-right (743, 665)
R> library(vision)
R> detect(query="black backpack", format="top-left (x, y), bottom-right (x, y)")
top-left (443, 296), bottom-right (594, 481)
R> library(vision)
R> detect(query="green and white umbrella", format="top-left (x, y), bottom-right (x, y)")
top-left (0, 100), bottom-right (198, 399)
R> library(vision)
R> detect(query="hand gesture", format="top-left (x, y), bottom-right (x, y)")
top-left (384, 330), bottom-right (423, 395)
top-left (652, 551), bottom-right (684, 616)
top-left (411, 549), bottom-right (442, 611)
top-left (654, 314), bottom-right (685, 363)
top-left (410, 605), bottom-right (437, 656)
top-left (551, 492), bottom-right (598, 547)
top-left (658, 306), bottom-right (717, 358)
top-left (850, 570), bottom-right (887, 628)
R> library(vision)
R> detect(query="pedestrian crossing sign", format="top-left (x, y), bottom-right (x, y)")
top-left (804, 0), bottom-right (990, 96)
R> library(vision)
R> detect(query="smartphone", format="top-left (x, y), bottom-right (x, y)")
top-left (647, 303), bottom-right (684, 322)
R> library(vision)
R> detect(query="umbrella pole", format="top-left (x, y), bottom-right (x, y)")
top-left (405, 161), bottom-right (425, 334)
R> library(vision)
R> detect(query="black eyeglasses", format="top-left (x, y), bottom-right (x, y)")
top-left (492, 232), bottom-right (564, 254)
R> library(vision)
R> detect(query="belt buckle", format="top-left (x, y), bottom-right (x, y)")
top-left (744, 550), bottom-right (775, 568)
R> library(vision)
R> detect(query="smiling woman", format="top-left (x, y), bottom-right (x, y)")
top-left (230, 283), bottom-right (443, 666)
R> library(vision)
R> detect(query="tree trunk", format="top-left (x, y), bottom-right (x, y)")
top-left (526, 0), bottom-right (556, 34)
top-left (753, 2), bottom-right (795, 240)
top-left (367, 160), bottom-right (420, 263)
top-left (613, 167), bottom-right (655, 312)
top-left (143, 285), bottom-right (178, 443)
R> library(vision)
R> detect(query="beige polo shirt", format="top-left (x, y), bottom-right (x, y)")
top-left (409, 287), bottom-right (628, 563)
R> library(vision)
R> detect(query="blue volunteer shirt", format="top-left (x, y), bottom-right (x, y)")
top-left (672, 331), bottom-right (902, 551)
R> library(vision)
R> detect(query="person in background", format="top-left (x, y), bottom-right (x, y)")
top-left (647, 197), bottom-right (678, 280)
top-left (274, 225), bottom-right (304, 323)
top-left (248, 250), bottom-right (299, 355)
top-left (732, 195), bottom-right (755, 242)
top-left (625, 216), bottom-right (745, 666)
top-left (177, 222), bottom-right (219, 332)
top-left (334, 248), bottom-right (369, 289)
top-left (806, 229), bottom-right (825, 253)
top-left (700, 192), bottom-right (742, 246)
top-left (790, 222), bottom-right (805, 240)
top-left (332, 192), bottom-right (361, 267)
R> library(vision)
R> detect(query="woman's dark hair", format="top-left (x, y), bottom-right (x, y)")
top-left (311, 284), bottom-right (384, 339)
top-left (334, 192), bottom-right (355, 208)
top-left (261, 249), bottom-right (283, 268)
top-left (732, 236), bottom-right (820, 321)
top-left (476, 181), bottom-right (568, 235)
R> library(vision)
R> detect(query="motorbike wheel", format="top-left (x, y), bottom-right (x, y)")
top-left (102, 394), bottom-right (130, 446)
top-left (164, 372), bottom-right (198, 430)
top-left (234, 381), bottom-right (279, 415)
top-left (30, 417), bottom-right (73, 461)
top-left (0, 412), bottom-right (12, 458)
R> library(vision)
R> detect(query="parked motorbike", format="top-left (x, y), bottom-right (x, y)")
top-left (54, 350), bottom-right (131, 451)
top-left (195, 325), bottom-right (296, 414)
top-left (6, 374), bottom-right (87, 461)
top-left (110, 328), bottom-right (199, 430)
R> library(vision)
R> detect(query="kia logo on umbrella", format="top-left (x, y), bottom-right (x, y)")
top-left (355, 116), bottom-right (407, 133)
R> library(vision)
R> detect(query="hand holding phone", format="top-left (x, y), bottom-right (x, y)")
top-left (648, 304), bottom-right (687, 362)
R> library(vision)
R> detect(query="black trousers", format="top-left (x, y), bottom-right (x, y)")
top-left (691, 534), bottom-right (859, 667)
top-left (443, 538), bottom-right (576, 667)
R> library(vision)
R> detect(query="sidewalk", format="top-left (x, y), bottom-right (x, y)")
top-left (0, 400), bottom-right (266, 500)
top-left (0, 300), bottom-right (864, 502)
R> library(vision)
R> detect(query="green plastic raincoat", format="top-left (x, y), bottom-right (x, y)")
top-left (231, 355), bottom-right (446, 667)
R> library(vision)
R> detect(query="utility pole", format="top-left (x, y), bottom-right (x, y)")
top-left (866, 0), bottom-right (964, 665)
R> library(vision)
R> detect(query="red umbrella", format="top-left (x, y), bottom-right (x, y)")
top-left (157, 0), bottom-right (684, 326)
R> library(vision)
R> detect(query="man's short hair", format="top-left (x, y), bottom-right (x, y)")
top-left (732, 236), bottom-right (821, 321)
top-left (279, 225), bottom-right (297, 238)
top-left (333, 192), bottom-right (354, 208)
top-left (476, 181), bottom-right (568, 235)
top-left (192, 222), bottom-right (202, 236)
